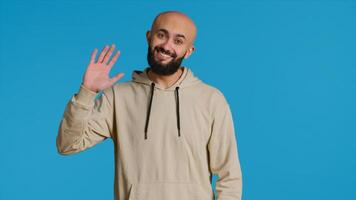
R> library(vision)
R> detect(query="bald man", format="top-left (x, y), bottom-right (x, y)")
top-left (57, 11), bottom-right (243, 200)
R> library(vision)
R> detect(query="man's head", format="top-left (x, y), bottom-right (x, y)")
top-left (146, 11), bottom-right (197, 75)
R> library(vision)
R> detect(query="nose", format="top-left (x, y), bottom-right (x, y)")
top-left (160, 37), bottom-right (173, 51)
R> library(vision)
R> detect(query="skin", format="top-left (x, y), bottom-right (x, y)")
top-left (82, 11), bottom-right (197, 92)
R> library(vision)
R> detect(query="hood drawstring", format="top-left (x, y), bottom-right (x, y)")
top-left (175, 87), bottom-right (181, 137)
top-left (144, 82), bottom-right (155, 140)
top-left (144, 82), bottom-right (182, 140)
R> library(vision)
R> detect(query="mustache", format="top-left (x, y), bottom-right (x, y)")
top-left (154, 46), bottom-right (177, 58)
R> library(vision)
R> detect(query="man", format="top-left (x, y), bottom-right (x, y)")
top-left (56, 11), bottom-right (243, 200)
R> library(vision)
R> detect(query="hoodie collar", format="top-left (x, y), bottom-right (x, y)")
top-left (132, 66), bottom-right (201, 91)
top-left (131, 66), bottom-right (201, 140)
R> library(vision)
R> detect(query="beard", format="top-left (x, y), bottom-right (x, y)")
top-left (147, 45), bottom-right (186, 76)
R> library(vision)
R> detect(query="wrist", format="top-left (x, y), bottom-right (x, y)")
top-left (81, 83), bottom-right (99, 93)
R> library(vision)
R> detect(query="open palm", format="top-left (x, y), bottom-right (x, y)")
top-left (82, 44), bottom-right (124, 93)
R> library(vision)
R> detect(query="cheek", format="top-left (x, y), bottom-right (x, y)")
top-left (176, 47), bottom-right (189, 58)
top-left (148, 39), bottom-right (158, 48)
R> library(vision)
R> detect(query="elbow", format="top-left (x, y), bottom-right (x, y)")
top-left (56, 145), bottom-right (72, 156)
top-left (56, 140), bottom-right (72, 156)
top-left (56, 134), bottom-right (78, 156)
top-left (56, 144), bottom-right (79, 156)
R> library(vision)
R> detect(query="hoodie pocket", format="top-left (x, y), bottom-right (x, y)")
top-left (128, 181), bottom-right (212, 200)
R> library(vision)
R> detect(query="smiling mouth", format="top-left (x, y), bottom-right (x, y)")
top-left (155, 49), bottom-right (173, 61)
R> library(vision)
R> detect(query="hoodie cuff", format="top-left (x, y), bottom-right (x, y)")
top-left (74, 84), bottom-right (98, 106)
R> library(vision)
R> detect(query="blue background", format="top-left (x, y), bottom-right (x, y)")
top-left (0, 0), bottom-right (355, 199)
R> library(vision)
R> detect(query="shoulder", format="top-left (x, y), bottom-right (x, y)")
top-left (198, 81), bottom-right (228, 105)
top-left (108, 81), bottom-right (137, 94)
top-left (99, 81), bottom-right (133, 100)
top-left (195, 81), bottom-right (231, 119)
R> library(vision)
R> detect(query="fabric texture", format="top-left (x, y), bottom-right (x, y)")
top-left (56, 66), bottom-right (243, 200)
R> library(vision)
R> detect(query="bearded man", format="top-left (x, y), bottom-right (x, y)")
top-left (56, 10), bottom-right (243, 200)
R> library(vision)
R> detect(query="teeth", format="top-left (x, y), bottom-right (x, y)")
top-left (159, 51), bottom-right (171, 58)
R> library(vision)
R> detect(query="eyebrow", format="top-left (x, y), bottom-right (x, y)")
top-left (157, 28), bottom-right (186, 40)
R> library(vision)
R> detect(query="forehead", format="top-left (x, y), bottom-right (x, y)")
top-left (152, 13), bottom-right (196, 42)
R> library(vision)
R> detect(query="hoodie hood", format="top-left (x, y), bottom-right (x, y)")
top-left (131, 66), bottom-right (202, 140)
top-left (132, 66), bottom-right (201, 91)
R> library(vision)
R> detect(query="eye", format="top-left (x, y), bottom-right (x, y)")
top-left (157, 32), bottom-right (165, 39)
top-left (174, 38), bottom-right (184, 45)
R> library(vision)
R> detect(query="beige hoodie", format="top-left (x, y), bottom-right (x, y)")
top-left (56, 66), bottom-right (243, 200)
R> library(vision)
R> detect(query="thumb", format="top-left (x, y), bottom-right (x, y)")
top-left (110, 73), bottom-right (125, 84)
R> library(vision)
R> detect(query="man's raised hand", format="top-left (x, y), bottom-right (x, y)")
top-left (82, 44), bottom-right (125, 93)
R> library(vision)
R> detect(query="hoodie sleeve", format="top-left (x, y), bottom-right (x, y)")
top-left (56, 84), bottom-right (114, 155)
top-left (208, 91), bottom-right (243, 200)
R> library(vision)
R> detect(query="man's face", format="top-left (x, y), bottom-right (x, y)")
top-left (147, 45), bottom-right (186, 76)
top-left (146, 12), bottom-right (196, 76)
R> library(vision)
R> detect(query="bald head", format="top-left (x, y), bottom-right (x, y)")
top-left (145, 11), bottom-right (197, 72)
top-left (150, 11), bottom-right (197, 44)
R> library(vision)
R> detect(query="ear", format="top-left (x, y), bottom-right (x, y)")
top-left (184, 45), bottom-right (195, 59)
top-left (146, 31), bottom-right (151, 43)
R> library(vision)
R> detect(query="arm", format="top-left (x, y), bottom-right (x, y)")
top-left (208, 92), bottom-right (243, 200)
top-left (56, 84), bottom-right (114, 155)
top-left (56, 44), bottom-right (124, 155)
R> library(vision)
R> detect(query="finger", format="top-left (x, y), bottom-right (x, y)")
top-left (90, 48), bottom-right (98, 64)
top-left (107, 50), bottom-right (121, 71)
top-left (103, 44), bottom-right (116, 64)
top-left (97, 45), bottom-right (110, 63)
top-left (110, 73), bottom-right (125, 85)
